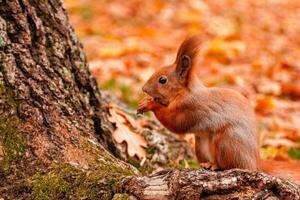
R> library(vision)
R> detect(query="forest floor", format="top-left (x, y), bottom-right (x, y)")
top-left (65, 0), bottom-right (300, 162)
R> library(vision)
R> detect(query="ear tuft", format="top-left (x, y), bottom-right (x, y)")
top-left (176, 54), bottom-right (191, 81)
top-left (181, 55), bottom-right (190, 69)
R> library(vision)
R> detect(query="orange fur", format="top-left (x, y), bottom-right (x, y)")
top-left (262, 160), bottom-right (300, 185)
top-left (138, 35), bottom-right (300, 184)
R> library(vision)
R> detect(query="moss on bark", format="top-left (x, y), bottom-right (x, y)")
top-left (31, 161), bottom-right (136, 200)
top-left (0, 117), bottom-right (25, 172)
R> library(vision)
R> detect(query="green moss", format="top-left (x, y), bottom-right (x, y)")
top-left (81, 138), bottom-right (137, 176)
top-left (0, 80), bottom-right (17, 108)
top-left (0, 116), bottom-right (25, 172)
top-left (178, 159), bottom-right (199, 169)
top-left (112, 193), bottom-right (129, 200)
top-left (0, 80), bottom-right (136, 199)
top-left (31, 164), bottom-right (131, 200)
top-left (107, 177), bottom-right (119, 192)
top-left (103, 164), bottom-right (135, 176)
top-left (32, 171), bottom-right (70, 200)
top-left (75, 173), bottom-right (111, 199)
top-left (27, 123), bottom-right (137, 200)
top-left (126, 157), bottom-right (141, 169)
top-left (145, 146), bottom-right (156, 155)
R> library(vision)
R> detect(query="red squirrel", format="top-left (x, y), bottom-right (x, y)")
top-left (137, 35), bottom-right (300, 184)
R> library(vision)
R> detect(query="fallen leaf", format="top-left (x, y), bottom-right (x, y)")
top-left (281, 82), bottom-right (300, 97)
top-left (254, 78), bottom-right (281, 95)
top-left (108, 103), bottom-right (147, 159)
top-left (255, 96), bottom-right (276, 113)
top-left (263, 138), bottom-right (297, 148)
top-left (114, 109), bottom-right (141, 129)
top-left (261, 146), bottom-right (290, 161)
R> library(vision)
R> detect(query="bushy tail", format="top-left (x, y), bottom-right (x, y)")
top-left (261, 160), bottom-right (300, 185)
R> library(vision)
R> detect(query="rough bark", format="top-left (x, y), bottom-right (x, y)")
top-left (0, 0), bottom-right (116, 160)
top-left (118, 169), bottom-right (300, 200)
top-left (0, 0), bottom-right (135, 199)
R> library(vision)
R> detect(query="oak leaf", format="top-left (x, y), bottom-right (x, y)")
top-left (108, 103), bottom-right (147, 159)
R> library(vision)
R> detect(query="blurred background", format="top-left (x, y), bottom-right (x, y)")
top-left (65, 0), bottom-right (300, 161)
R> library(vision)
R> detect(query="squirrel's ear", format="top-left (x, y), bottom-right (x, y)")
top-left (176, 55), bottom-right (191, 81)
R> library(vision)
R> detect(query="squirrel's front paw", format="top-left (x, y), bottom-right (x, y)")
top-left (137, 97), bottom-right (154, 114)
top-left (200, 162), bottom-right (219, 171)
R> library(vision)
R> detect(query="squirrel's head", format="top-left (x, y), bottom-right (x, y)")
top-left (142, 35), bottom-right (203, 106)
top-left (142, 54), bottom-right (192, 106)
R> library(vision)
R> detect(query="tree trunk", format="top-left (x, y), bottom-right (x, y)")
top-left (0, 0), bottom-right (135, 199)
top-left (0, 0), bottom-right (299, 200)
top-left (0, 0), bottom-right (117, 158)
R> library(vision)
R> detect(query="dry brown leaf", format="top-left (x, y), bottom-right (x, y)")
top-left (281, 82), bottom-right (300, 97)
top-left (263, 138), bottom-right (297, 148)
top-left (113, 107), bottom-right (141, 129)
top-left (255, 78), bottom-right (281, 95)
top-left (255, 96), bottom-right (276, 113)
top-left (108, 103), bottom-right (147, 159)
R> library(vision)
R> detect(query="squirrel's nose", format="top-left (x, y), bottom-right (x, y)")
top-left (142, 84), bottom-right (150, 94)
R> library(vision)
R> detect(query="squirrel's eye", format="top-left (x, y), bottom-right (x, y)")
top-left (158, 76), bottom-right (168, 84)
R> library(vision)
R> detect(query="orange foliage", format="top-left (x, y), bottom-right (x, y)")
top-left (66, 0), bottom-right (300, 161)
